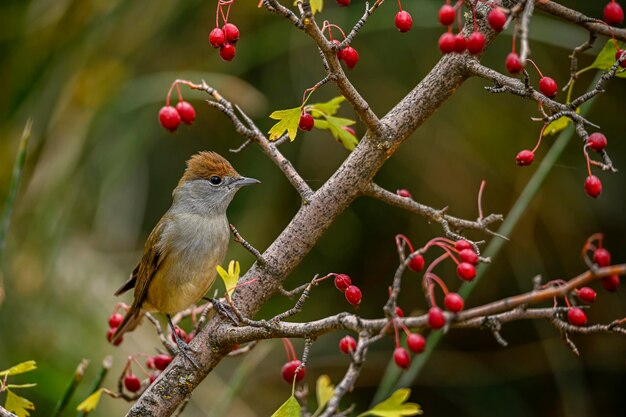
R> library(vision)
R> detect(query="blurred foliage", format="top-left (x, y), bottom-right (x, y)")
top-left (0, 1), bottom-right (625, 416)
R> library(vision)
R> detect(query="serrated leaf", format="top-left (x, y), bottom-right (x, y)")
top-left (269, 107), bottom-right (302, 141)
top-left (216, 260), bottom-right (240, 300)
top-left (586, 39), bottom-right (626, 78)
top-left (324, 115), bottom-right (358, 151)
top-left (315, 375), bottom-right (335, 411)
top-left (309, 96), bottom-right (346, 117)
top-left (270, 394), bottom-right (301, 417)
top-left (4, 389), bottom-right (35, 417)
top-left (0, 361), bottom-right (37, 377)
top-left (313, 119), bottom-right (329, 129)
top-left (357, 389), bottom-right (422, 417)
top-left (5, 384), bottom-right (37, 389)
top-left (76, 388), bottom-right (104, 413)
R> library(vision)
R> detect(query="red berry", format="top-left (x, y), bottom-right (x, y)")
top-left (438, 5), bottom-right (456, 26)
top-left (615, 49), bottom-right (626, 68)
top-left (505, 52), bottom-right (523, 74)
top-left (124, 374), bottom-right (142, 393)
top-left (467, 31), bottom-right (485, 54)
top-left (444, 292), bottom-right (464, 312)
top-left (149, 374), bottom-right (158, 384)
top-left (587, 132), bottom-right (607, 152)
top-left (339, 336), bottom-right (357, 354)
top-left (334, 274), bottom-right (352, 291)
top-left (459, 248), bottom-right (478, 265)
top-left (396, 189), bottom-right (412, 198)
top-left (219, 44), bottom-right (236, 61)
top-left (567, 308), bottom-right (587, 327)
top-left (539, 76), bottom-right (558, 98)
top-left (604, 1), bottom-right (624, 26)
top-left (407, 333), bottom-right (426, 353)
top-left (488, 8), bottom-right (507, 32)
top-left (455, 240), bottom-right (472, 251)
top-left (171, 327), bottom-right (188, 343)
top-left (593, 248), bottom-right (611, 267)
top-left (395, 11), bottom-right (413, 32)
top-left (209, 28), bottom-right (225, 48)
top-left (516, 150), bottom-right (534, 166)
top-left (185, 332), bottom-right (195, 343)
top-left (332, 39), bottom-right (344, 60)
top-left (454, 33), bottom-right (466, 53)
top-left (457, 262), bottom-right (476, 281)
top-left (108, 313), bottom-right (124, 329)
top-left (408, 254), bottom-right (425, 272)
top-left (336, 0), bottom-right (350, 6)
top-left (342, 46), bottom-right (359, 69)
top-left (106, 327), bottom-right (123, 346)
top-left (175, 101), bottom-right (196, 125)
top-left (153, 354), bottom-right (172, 371)
top-left (395, 306), bottom-right (404, 317)
top-left (393, 347), bottom-right (411, 369)
top-left (222, 23), bottom-right (240, 44)
top-left (438, 32), bottom-right (456, 54)
top-left (428, 307), bottom-right (446, 329)
top-left (345, 285), bottom-right (362, 305)
top-left (601, 274), bottom-right (620, 292)
top-left (584, 175), bottom-right (602, 198)
top-left (146, 356), bottom-right (156, 370)
top-left (159, 106), bottom-right (181, 132)
top-left (578, 287), bottom-right (597, 304)
top-left (299, 112), bottom-right (314, 131)
top-left (281, 360), bottom-right (305, 383)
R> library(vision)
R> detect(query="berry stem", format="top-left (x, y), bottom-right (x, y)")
top-left (526, 58), bottom-right (544, 78)
top-left (472, 0), bottom-right (479, 32)
top-left (395, 234), bottom-right (415, 254)
top-left (397, 0), bottom-right (402, 12)
top-left (392, 319), bottom-right (401, 347)
top-left (531, 124), bottom-right (548, 154)
top-left (426, 272), bottom-right (449, 295)
top-left (477, 180), bottom-right (486, 221)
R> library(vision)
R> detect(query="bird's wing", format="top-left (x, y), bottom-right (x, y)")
top-left (114, 264), bottom-right (139, 296)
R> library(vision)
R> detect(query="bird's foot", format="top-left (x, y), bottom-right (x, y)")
top-left (173, 335), bottom-right (200, 369)
top-left (208, 298), bottom-right (240, 326)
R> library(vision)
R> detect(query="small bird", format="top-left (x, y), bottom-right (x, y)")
top-left (111, 151), bottom-right (259, 363)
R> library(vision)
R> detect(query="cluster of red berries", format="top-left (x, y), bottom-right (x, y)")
top-left (437, 2), bottom-right (485, 55)
top-left (334, 273), bottom-right (363, 305)
top-left (584, 132), bottom-right (609, 198)
top-left (158, 101), bottom-right (196, 132)
top-left (590, 240), bottom-right (621, 292)
top-left (391, 308), bottom-right (428, 369)
top-left (281, 338), bottom-right (306, 384)
top-left (208, 0), bottom-right (240, 61)
top-left (121, 353), bottom-right (173, 393)
top-left (604, 1), bottom-right (624, 26)
top-left (106, 310), bottom-right (125, 346)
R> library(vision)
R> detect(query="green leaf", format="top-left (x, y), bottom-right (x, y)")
top-left (586, 39), bottom-right (626, 78)
top-left (268, 107), bottom-right (302, 141)
top-left (309, 96), bottom-right (345, 117)
top-left (270, 394), bottom-right (301, 417)
top-left (216, 260), bottom-right (240, 300)
top-left (76, 388), bottom-right (104, 413)
top-left (4, 389), bottom-right (35, 417)
top-left (358, 389), bottom-right (422, 417)
top-left (315, 375), bottom-right (335, 412)
top-left (324, 115), bottom-right (358, 151)
top-left (0, 361), bottom-right (37, 377)
top-left (5, 384), bottom-right (37, 389)
top-left (544, 116), bottom-right (571, 136)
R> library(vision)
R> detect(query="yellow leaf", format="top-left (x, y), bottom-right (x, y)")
top-left (294, 0), bottom-right (323, 14)
top-left (309, 96), bottom-right (345, 117)
top-left (357, 388), bottom-right (422, 417)
top-left (268, 107), bottom-right (302, 141)
top-left (76, 388), bottom-right (104, 413)
top-left (4, 389), bottom-right (35, 417)
top-left (544, 116), bottom-right (570, 136)
top-left (270, 394), bottom-right (301, 417)
top-left (0, 361), bottom-right (37, 377)
top-left (315, 375), bottom-right (335, 411)
top-left (216, 260), bottom-right (240, 300)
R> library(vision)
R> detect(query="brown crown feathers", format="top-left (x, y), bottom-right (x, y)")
top-left (178, 151), bottom-right (240, 185)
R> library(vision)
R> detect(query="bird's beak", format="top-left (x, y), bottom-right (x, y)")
top-left (233, 177), bottom-right (261, 187)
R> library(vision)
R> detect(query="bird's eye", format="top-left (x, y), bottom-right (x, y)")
top-left (209, 176), bottom-right (222, 185)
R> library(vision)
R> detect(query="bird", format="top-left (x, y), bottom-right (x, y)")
top-left (111, 151), bottom-right (259, 364)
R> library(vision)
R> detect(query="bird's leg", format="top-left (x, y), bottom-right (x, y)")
top-left (166, 314), bottom-right (200, 369)
top-left (203, 297), bottom-right (239, 325)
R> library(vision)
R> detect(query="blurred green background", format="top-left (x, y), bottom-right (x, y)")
top-left (1, 0), bottom-right (625, 416)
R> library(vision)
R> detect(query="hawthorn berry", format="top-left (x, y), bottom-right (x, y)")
top-left (345, 285), bottom-right (362, 305)
top-left (454, 34), bottom-right (467, 53)
top-left (467, 31), bottom-right (485, 55)
top-left (108, 313), bottom-right (124, 328)
top-left (175, 101), bottom-right (196, 125)
top-left (505, 52), bottom-right (523, 74)
top-left (428, 307), bottom-right (446, 329)
top-left (299, 112), bottom-right (314, 131)
top-left (209, 28), bottom-right (226, 48)
top-left (438, 32), bottom-right (456, 54)
top-left (334, 274), bottom-right (352, 291)
top-left (601, 274), bottom-right (620, 292)
top-left (457, 262), bottom-right (476, 281)
top-left (339, 335), bottom-right (357, 354)
top-left (516, 150), bottom-right (534, 166)
top-left (408, 254), bottom-right (425, 272)
top-left (336, 0), bottom-right (350, 6)
top-left (587, 132), bottom-right (607, 152)
top-left (604, 1), bottom-right (624, 26)
top-left (149, 374), bottom-right (158, 384)
top-left (153, 354), bottom-right (172, 371)
top-left (222, 23), bottom-right (240, 44)
top-left (146, 356), bottom-right (156, 370)
top-left (488, 8), bottom-right (507, 32)
top-left (393, 347), bottom-right (411, 369)
top-left (281, 360), bottom-right (305, 383)
top-left (455, 240), bottom-right (472, 251)
top-left (584, 175), bottom-right (602, 198)
top-left (106, 327), bottom-right (123, 346)
top-left (539, 76), bottom-right (558, 98)
top-left (459, 248), bottom-right (478, 265)
top-left (342, 46), bottom-right (359, 69)
top-left (438, 4), bottom-right (456, 26)
top-left (396, 189), bottom-right (412, 198)
top-left (593, 248), bottom-right (611, 267)
top-left (615, 49), bottom-right (626, 68)
top-left (578, 287), bottom-right (597, 304)
top-left (124, 374), bottom-right (142, 393)
top-left (219, 44), bottom-right (236, 61)
top-left (395, 11), bottom-right (413, 32)
top-left (567, 307), bottom-right (587, 327)
top-left (159, 106), bottom-right (181, 132)
top-left (444, 292), bottom-right (464, 312)
top-left (395, 306), bottom-right (405, 317)
top-left (407, 333), bottom-right (426, 353)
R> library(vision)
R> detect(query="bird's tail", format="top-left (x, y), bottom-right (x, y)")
top-left (111, 309), bottom-right (144, 345)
